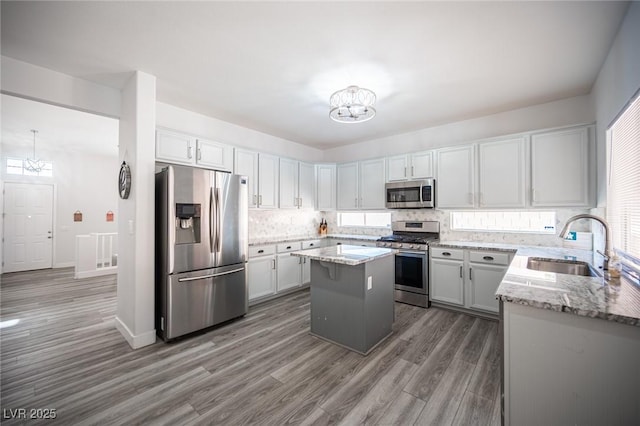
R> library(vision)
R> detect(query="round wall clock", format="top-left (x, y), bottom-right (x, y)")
top-left (119, 161), bottom-right (131, 199)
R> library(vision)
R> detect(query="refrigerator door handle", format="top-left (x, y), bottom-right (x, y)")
top-left (215, 187), bottom-right (221, 253)
top-left (177, 267), bottom-right (245, 282)
top-left (209, 187), bottom-right (215, 251)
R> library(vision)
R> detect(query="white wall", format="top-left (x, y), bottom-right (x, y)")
top-left (1, 146), bottom-right (119, 267)
top-left (323, 95), bottom-right (594, 162)
top-left (592, 2), bottom-right (640, 207)
top-left (0, 56), bottom-right (121, 119)
top-left (156, 102), bottom-right (323, 162)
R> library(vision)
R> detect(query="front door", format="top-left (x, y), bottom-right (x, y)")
top-left (3, 182), bottom-right (54, 272)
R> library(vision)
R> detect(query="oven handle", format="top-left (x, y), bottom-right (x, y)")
top-left (396, 251), bottom-right (427, 257)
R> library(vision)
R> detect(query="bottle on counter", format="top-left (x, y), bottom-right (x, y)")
top-left (608, 255), bottom-right (622, 280)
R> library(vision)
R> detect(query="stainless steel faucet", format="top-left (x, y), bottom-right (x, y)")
top-left (559, 214), bottom-right (611, 270)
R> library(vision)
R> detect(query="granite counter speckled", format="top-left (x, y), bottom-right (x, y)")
top-left (291, 245), bottom-right (397, 266)
top-left (433, 241), bottom-right (640, 326)
top-left (249, 234), bottom-right (380, 246)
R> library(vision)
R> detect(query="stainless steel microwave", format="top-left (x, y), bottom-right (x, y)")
top-left (385, 178), bottom-right (435, 209)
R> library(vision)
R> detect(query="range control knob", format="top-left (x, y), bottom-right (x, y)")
top-left (392, 243), bottom-right (402, 249)
top-left (410, 244), bottom-right (418, 250)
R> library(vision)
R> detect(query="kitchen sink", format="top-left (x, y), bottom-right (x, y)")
top-left (526, 257), bottom-right (601, 277)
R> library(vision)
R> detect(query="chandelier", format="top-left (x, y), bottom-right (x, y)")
top-left (24, 129), bottom-right (46, 173)
top-left (329, 86), bottom-right (376, 123)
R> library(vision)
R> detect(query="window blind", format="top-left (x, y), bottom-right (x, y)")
top-left (607, 92), bottom-right (640, 265)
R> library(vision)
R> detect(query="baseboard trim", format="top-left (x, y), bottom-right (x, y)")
top-left (54, 261), bottom-right (75, 268)
top-left (115, 316), bottom-right (156, 349)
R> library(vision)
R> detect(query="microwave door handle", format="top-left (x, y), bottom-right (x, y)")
top-left (419, 184), bottom-right (424, 204)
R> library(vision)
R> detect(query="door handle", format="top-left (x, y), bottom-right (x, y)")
top-left (47, 236), bottom-right (53, 239)
top-left (459, 265), bottom-right (463, 278)
top-left (483, 256), bottom-right (494, 261)
top-left (178, 267), bottom-right (245, 282)
top-left (209, 187), bottom-right (214, 251)
top-left (469, 267), bottom-right (472, 280)
top-left (187, 144), bottom-right (193, 159)
top-left (215, 187), bottom-right (221, 253)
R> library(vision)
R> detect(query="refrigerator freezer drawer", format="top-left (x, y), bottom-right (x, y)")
top-left (161, 264), bottom-right (248, 340)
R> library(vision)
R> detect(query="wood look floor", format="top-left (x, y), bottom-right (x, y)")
top-left (1, 268), bottom-right (501, 425)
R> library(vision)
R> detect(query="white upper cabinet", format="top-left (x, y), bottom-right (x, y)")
top-left (234, 149), bottom-right (259, 208)
top-left (337, 162), bottom-right (359, 210)
top-left (531, 127), bottom-right (591, 207)
top-left (436, 145), bottom-right (476, 208)
top-left (279, 158), bottom-right (299, 209)
top-left (359, 158), bottom-right (386, 209)
top-left (196, 138), bottom-right (233, 172)
top-left (478, 137), bottom-right (527, 208)
top-left (387, 151), bottom-right (433, 181)
top-left (316, 164), bottom-right (336, 210)
top-left (298, 162), bottom-right (315, 209)
top-left (258, 153), bottom-right (279, 209)
top-left (337, 159), bottom-right (386, 210)
top-left (279, 159), bottom-right (315, 209)
top-left (410, 151), bottom-right (434, 179)
top-left (387, 155), bottom-right (410, 181)
top-left (156, 129), bottom-right (233, 171)
top-left (234, 149), bottom-right (278, 209)
top-left (156, 129), bottom-right (195, 165)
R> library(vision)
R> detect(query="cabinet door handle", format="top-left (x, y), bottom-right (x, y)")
top-left (532, 189), bottom-right (537, 202)
top-left (442, 252), bottom-right (451, 256)
top-left (272, 259), bottom-right (276, 269)
top-left (259, 195), bottom-right (262, 206)
top-left (258, 249), bottom-right (264, 254)
top-left (196, 147), bottom-right (202, 161)
top-left (404, 166), bottom-right (407, 177)
top-left (355, 197), bottom-right (358, 207)
top-left (483, 256), bottom-right (494, 261)
top-left (459, 265), bottom-right (463, 278)
top-left (252, 194), bottom-right (257, 206)
top-left (286, 246), bottom-right (292, 250)
top-left (187, 144), bottom-right (193, 159)
top-left (412, 166), bottom-right (414, 176)
top-left (469, 267), bottom-right (472, 280)
top-left (309, 243), bottom-right (314, 247)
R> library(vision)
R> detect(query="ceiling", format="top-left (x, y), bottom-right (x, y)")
top-left (0, 1), bottom-right (630, 150)
top-left (1, 94), bottom-right (119, 157)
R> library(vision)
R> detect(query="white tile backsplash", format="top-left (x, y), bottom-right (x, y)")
top-left (250, 208), bottom-right (594, 248)
top-left (249, 209), bottom-right (323, 242)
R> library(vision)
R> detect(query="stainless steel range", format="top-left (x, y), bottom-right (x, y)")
top-left (376, 221), bottom-right (440, 308)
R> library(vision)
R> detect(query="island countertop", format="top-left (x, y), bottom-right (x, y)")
top-left (291, 245), bottom-right (397, 266)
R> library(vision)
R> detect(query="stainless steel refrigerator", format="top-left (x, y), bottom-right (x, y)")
top-left (155, 164), bottom-right (248, 341)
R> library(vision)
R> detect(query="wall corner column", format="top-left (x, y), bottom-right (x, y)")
top-left (116, 71), bottom-right (156, 349)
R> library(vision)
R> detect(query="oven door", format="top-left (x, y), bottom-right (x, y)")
top-left (395, 251), bottom-right (427, 295)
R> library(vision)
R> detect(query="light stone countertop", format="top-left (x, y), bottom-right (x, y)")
top-left (434, 241), bottom-right (640, 326)
top-left (249, 233), bottom-right (381, 246)
top-left (290, 245), bottom-right (397, 266)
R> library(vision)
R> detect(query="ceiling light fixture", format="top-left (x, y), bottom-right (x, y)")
top-left (329, 85), bottom-right (376, 123)
top-left (24, 129), bottom-right (46, 173)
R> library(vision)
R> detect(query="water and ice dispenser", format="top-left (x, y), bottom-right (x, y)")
top-left (175, 203), bottom-right (201, 244)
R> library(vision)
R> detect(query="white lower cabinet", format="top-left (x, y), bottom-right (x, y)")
top-left (430, 248), bottom-right (465, 306)
top-left (430, 247), bottom-right (511, 315)
top-left (248, 245), bottom-right (277, 302)
top-left (249, 240), bottom-right (321, 304)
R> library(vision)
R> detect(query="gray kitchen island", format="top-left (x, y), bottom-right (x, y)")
top-left (291, 245), bottom-right (397, 355)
